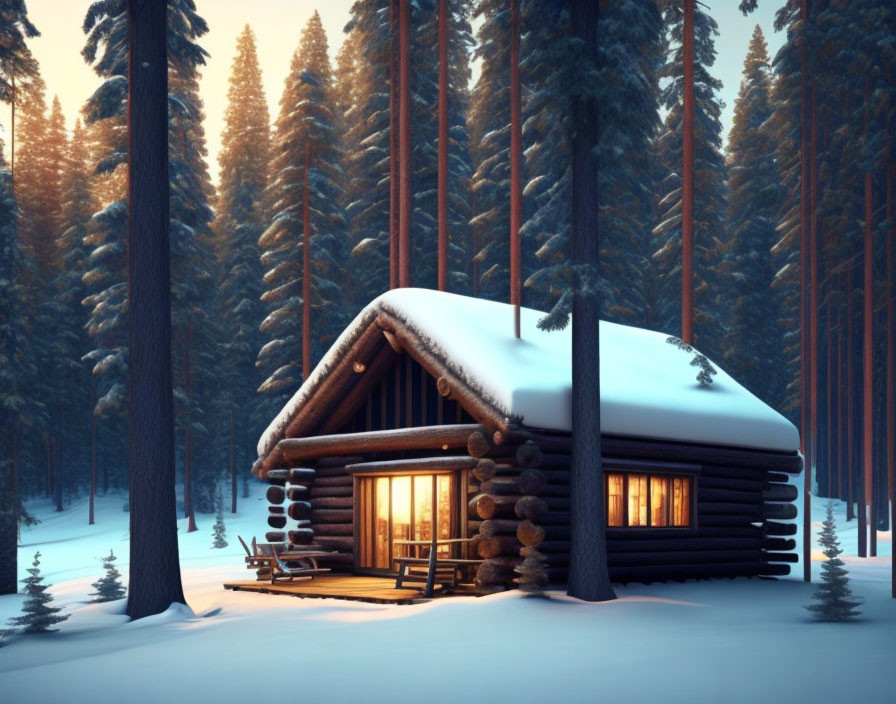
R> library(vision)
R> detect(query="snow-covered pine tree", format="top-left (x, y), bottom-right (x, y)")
top-left (217, 25), bottom-right (271, 512)
top-left (81, 3), bottom-right (130, 488)
top-left (211, 486), bottom-right (228, 549)
top-left (258, 11), bottom-right (347, 411)
top-left (805, 503), bottom-right (863, 621)
top-left (55, 120), bottom-right (98, 519)
top-left (82, 0), bottom-right (220, 514)
top-left (523, 0), bottom-right (663, 325)
top-left (90, 549), bottom-right (126, 602)
top-left (0, 145), bottom-right (35, 596)
top-left (341, 3), bottom-right (391, 308)
top-left (406, 0), bottom-right (473, 293)
top-left (653, 0), bottom-right (728, 361)
top-left (722, 26), bottom-right (787, 410)
top-left (0, 2), bottom-right (39, 114)
top-left (7, 552), bottom-right (69, 633)
top-left (514, 545), bottom-right (548, 598)
top-left (468, 0), bottom-right (514, 302)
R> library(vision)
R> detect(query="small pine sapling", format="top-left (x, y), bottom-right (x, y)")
top-left (212, 487), bottom-right (228, 549)
top-left (805, 502), bottom-right (863, 621)
top-left (666, 336), bottom-right (718, 386)
top-left (7, 552), bottom-right (69, 633)
top-left (90, 550), bottom-right (126, 602)
top-left (514, 546), bottom-right (549, 598)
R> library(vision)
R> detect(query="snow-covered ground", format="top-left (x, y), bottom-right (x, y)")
top-left (1, 481), bottom-right (893, 704)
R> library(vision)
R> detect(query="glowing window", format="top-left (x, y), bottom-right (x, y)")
top-left (606, 472), bottom-right (693, 528)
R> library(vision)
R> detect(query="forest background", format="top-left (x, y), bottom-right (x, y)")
top-left (0, 0), bottom-right (893, 568)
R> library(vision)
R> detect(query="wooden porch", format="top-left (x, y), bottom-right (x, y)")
top-left (223, 574), bottom-right (486, 605)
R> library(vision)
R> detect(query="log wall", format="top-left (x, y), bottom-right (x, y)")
top-left (261, 424), bottom-right (801, 587)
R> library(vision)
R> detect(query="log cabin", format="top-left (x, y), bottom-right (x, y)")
top-left (251, 289), bottom-right (802, 589)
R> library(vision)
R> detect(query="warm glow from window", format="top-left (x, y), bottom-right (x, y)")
top-left (606, 472), bottom-right (693, 528)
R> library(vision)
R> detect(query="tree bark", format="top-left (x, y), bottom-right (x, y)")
top-left (89, 384), bottom-right (97, 525)
top-left (398, 0), bottom-right (411, 287)
top-left (847, 273), bottom-right (855, 523)
top-left (389, 0), bottom-right (399, 289)
top-left (887, 162), bottom-right (894, 596)
top-left (863, 163), bottom-right (873, 557)
top-left (125, 0), bottom-right (186, 620)
top-left (799, 0), bottom-right (811, 581)
top-left (183, 313), bottom-right (197, 533)
top-left (567, 0), bottom-right (614, 602)
top-left (510, 0), bottom-right (522, 338)
top-left (230, 408), bottom-right (237, 514)
top-left (437, 0), bottom-right (448, 292)
top-left (0, 427), bottom-right (18, 595)
top-left (302, 139), bottom-right (311, 381)
top-left (681, 0), bottom-right (695, 344)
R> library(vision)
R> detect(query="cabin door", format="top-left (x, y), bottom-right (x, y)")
top-left (356, 473), bottom-right (456, 574)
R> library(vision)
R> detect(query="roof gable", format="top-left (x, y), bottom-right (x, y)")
top-left (258, 289), bottom-right (800, 461)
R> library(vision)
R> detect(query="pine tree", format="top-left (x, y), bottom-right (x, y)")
top-left (7, 552), bottom-right (69, 633)
top-left (211, 486), bottom-right (228, 549)
top-left (524, 0), bottom-right (662, 325)
top-left (90, 549), bottom-right (126, 602)
top-left (805, 503), bottom-right (863, 620)
top-left (258, 12), bottom-right (347, 410)
top-left (0, 145), bottom-right (33, 596)
top-left (514, 545), bottom-right (548, 598)
top-left (468, 0), bottom-right (513, 302)
top-left (217, 25), bottom-right (271, 507)
top-left (653, 0), bottom-right (728, 361)
top-left (723, 26), bottom-right (787, 409)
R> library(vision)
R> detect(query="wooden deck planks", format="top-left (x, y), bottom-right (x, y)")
top-left (222, 575), bottom-right (483, 604)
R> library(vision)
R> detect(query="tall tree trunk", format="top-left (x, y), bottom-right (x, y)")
top-left (90, 399), bottom-right (97, 525)
top-left (837, 317), bottom-right (843, 501)
top-left (799, 0), bottom-right (811, 581)
top-left (510, 0), bottom-right (522, 338)
top-left (437, 0), bottom-right (448, 292)
top-left (389, 0), bottom-right (399, 290)
top-left (46, 433), bottom-right (52, 498)
top-left (826, 299), bottom-right (832, 498)
top-left (887, 162), bottom-right (894, 596)
top-left (847, 274), bottom-right (855, 523)
top-left (125, 0), bottom-right (186, 620)
top-left (681, 0), bottom-right (695, 344)
top-left (810, 83), bottom-right (819, 501)
top-left (471, 189), bottom-right (478, 297)
top-left (567, 0), bottom-right (614, 603)
top-left (302, 140), bottom-right (311, 381)
top-left (54, 436), bottom-right (63, 512)
top-left (398, 0), bottom-right (411, 288)
top-left (1, 427), bottom-right (19, 595)
top-left (230, 408), bottom-right (237, 514)
top-left (863, 165), bottom-right (873, 557)
top-left (10, 69), bottom-right (14, 181)
top-left (183, 313), bottom-right (197, 533)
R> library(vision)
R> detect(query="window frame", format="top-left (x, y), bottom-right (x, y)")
top-left (603, 459), bottom-right (699, 536)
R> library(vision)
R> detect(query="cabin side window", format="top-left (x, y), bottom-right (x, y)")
top-left (606, 472), bottom-right (692, 528)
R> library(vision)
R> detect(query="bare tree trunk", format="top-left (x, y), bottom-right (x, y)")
top-left (438, 0), bottom-right (448, 292)
top-left (398, 0), bottom-right (411, 288)
top-left (125, 0), bottom-right (186, 620)
top-left (510, 0), bottom-right (522, 338)
top-left (1, 427), bottom-right (19, 595)
top-left (887, 162), bottom-right (894, 596)
top-left (847, 274), bottom-right (855, 523)
top-left (302, 140), bottom-right (311, 381)
top-left (90, 400), bottom-right (97, 525)
top-left (681, 0), bottom-right (695, 345)
top-left (54, 436), bottom-right (63, 512)
top-left (471, 188), bottom-right (478, 297)
top-left (810, 83), bottom-right (819, 502)
top-left (837, 315), bottom-right (843, 502)
top-left (826, 299), bottom-right (832, 498)
top-left (799, 0), bottom-right (811, 581)
top-left (389, 0), bottom-right (399, 289)
top-left (183, 314), bottom-right (196, 533)
top-left (230, 408), bottom-right (237, 514)
top-left (863, 163), bottom-right (873, 557)
top-left (567, 0), bottom-right (614, 603)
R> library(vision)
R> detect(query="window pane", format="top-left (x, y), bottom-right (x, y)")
top-left (673, 477), bottom-right (690, 526)
top-left (628, 474), bottom-right (648, 526)
top-left (437, 475), bottom-right (453, 555)
top-left (607, 473), bottom-right (624, 526)
top-left (392, 476), bottom-right (412, 565)
top-left (651, 476), bottom-right (669, 527)
top-left (375, 477), bottom-right (390, 569)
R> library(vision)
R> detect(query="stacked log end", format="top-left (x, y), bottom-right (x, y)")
top-left (758, 472), bottom-right (800, 577)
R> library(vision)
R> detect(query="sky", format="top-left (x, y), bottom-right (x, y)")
top-left (0, 1), bottom-right (784, 187)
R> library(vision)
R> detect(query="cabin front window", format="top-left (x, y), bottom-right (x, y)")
top-left (606, 472), bottom-right (692, 528)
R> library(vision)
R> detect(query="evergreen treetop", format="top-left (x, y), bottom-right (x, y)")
top-left (805, 503), bottom-right (863, 621)
top-left (7, 551), bottom-right (69, 633)
top-left (90, 549), bottom-right (126, 602)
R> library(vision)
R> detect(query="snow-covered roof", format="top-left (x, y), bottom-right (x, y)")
top-left (258, 289), bottom-right (800, 458)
